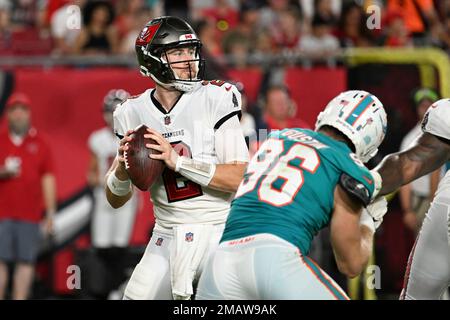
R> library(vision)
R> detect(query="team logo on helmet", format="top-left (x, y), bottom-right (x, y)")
top-left (136, 22), bottom-right (161, 46)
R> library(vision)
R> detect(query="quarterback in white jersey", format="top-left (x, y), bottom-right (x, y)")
top-left (105, 16), bottom-right (249, 300)
top-left (113, 81), bottom-right (245, 228)
top-left (88, 89), bottom-right (137, 249)
top-left (373, 98), bottom-right (450, 299)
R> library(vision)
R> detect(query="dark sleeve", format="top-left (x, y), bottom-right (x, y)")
top-left (339, 173), bottom-right (371, 207)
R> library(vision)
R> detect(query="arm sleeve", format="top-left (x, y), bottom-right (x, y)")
top-left (339, 173), bottom-right (371, 207)
top-left (214, 114), bottom-right (250, 164)
top-left (339, 155), bottom-right (375, 206)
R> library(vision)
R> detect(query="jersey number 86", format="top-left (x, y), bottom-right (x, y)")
top-left (235, 138), bottom-right (320, 206)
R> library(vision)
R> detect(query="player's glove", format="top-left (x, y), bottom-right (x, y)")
top-left (360, 196), bottom-right (388, 233)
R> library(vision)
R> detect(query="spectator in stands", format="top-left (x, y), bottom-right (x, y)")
top-left (50, 0), bottom-right (85, 54)
top-left (259, 0), bottom-right (299, 32)
top-left (114, 0), bottom-right (144, 42)
top-left (257, 84), bottom-right (310, 132)
top-left (7, 0), bottom-right (46, 30)
top-left (0, 0), bottom-right (12, 53)
top-left (190, 0), bottom-right (240, 19)
top-left (300, 0), bottom-right (341, 23)
top-left (118, 9), bottom-right (152, 54)
top-left (163, 0), bottom-right (189, 21)
top-left (195, 18), bottom-right (223, 58)
top-left (270, 7), bottom-right (302, 52)
top-left (429, 11), bottom-right (450, 51)
top-left (259, 0), bottom-right (301, 49)
top-left (200, 0), bottom-right (239, 43)
top-left (382, 10), bottom-right (413, 47)
top-left (444, 13), bottom-right (450, 52)
top-left (298, 14), bottom-right (339, 58)
top-left (435, 0), bottom-right (450, 22)
top-left (399, 88), bottom-right (442, 234)
top-left (72, 0), bottom-right (119, 55)
top-left (336, 2), bottom-right (373, 48)
top-left (312, 0), bottom-right (339, 24)
top-left (0, 93), bottom-right (56, 300)
top-left (222, 29), bottom-right (250, 68)
top-left (221, 1), bottom-right (263, 62)
top-left (386, 0), bottom-right (441, 43)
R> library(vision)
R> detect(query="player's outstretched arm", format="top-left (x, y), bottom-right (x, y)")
top-left (207, 162), bottom-right (247, 192)
top-left (375, 133), bottom-right (450, 196)
top-left (105, 131), bottom-right (134, 208)
top-left (330, 185), bottom-right (374, 278)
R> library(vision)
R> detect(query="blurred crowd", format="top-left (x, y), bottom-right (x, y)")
top-left (0, 1), bottom-right (449, 300)
top-left (0, 0), bottom-right (449, 59)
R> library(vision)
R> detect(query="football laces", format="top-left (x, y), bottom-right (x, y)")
top-left (123, 143), bottom-right (130, 170)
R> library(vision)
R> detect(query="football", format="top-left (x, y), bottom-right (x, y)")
top-left (124, 124), bottom-right (165, 191)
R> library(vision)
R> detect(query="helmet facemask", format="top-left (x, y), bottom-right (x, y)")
top-left (141, 41), bottom-right (205, 92)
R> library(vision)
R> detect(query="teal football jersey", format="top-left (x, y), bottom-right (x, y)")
top-left (221, 128), bottom-right (375, 255)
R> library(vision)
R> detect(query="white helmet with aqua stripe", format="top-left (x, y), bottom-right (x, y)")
top-left (315, 90), bottom-right (387, 163)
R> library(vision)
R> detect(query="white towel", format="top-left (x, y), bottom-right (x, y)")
top-left (170, 224), bottom-right (213, 300)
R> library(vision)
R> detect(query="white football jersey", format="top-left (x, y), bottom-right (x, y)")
top-left (88, 127), bottom-right (118, 178)
top-left (113, 81), bottom-right (249, 228)
top-left (421, 99), bottom-right (450, 140)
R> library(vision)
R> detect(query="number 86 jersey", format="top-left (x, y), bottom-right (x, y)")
top-left (222, 128), bottom-right (375, 255)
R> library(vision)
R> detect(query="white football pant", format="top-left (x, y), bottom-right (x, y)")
top-left (401, 172), bottom-right (450, 300)
top-left (123, 223), bottom-right (224, 300)
top-left (196, 233), bottom-right (349, 300)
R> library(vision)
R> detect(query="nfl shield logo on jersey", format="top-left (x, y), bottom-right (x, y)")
top-left (164, 116), bottom-right (171, 125)
top-left (185, 232), bottom-right (194, 242)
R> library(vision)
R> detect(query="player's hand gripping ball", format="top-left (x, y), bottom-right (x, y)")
top-left (124, 124), bottom-right (165, 191)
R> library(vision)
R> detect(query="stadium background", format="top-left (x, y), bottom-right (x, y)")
top-left (0, 0), bottom-right (449, 299)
